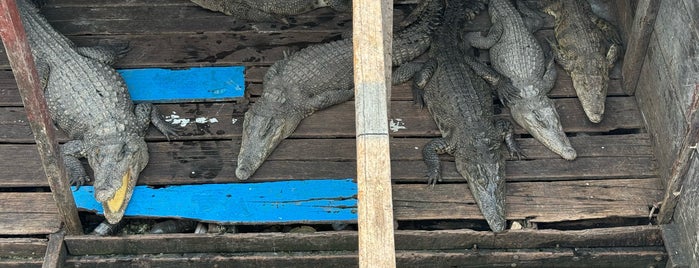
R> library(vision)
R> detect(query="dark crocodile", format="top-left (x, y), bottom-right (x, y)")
top-left (235, 0), bottom-right (441, 181)
top-left (17, 0), bottom-right (176, 224)
top-left (394, 0), bottom-right (519, 233)
top-left (540, 0), bottom-right (622, 123)
top-left (463, 0), bottom-right (576, 160)
top-left (190, 0), bottom-right (351, 23)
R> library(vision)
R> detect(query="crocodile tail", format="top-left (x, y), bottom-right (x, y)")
top-left (391, 0), bottom-right (443, 66)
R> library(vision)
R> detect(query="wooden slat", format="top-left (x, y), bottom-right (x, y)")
top-left (0, 192), bottom-right (61, 235)
top-left (621, 0), bottom-right (661, 95)
top-left (0, 0), bottom-right (81, 235)
top-left (42, 230), bottom-right (66, 268)
top-left (64, 226), bottom-right (663, 255)
top-left (0, 238), bottom-right (47, 258)
top-left (0, 97), bottom-right (646, 143)
top-left (61, 248), bottom-right (666, 268)
top-left (0, 136), bottom-right (657, 187)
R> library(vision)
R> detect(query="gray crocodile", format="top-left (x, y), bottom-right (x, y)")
top-left (395, 0), bottom-right (520, 232)
top-left (190, 0), bottom-right (350, 23)
top-left (464, 0), bottom-right (576, 160)
top-left (540, 0), bottom-right (622, 123)
top-left (236, 0), bottom-right (441, 180)
top-left (17, 0), bottom-right (176, 224)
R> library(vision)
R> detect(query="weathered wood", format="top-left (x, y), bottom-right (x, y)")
top-left (621, 0), bottom-right (661, 95)
top-left (0, 193), bottom-right (61, 235)
top-left (353, 0), bottom-right (396, 266)
top-left (657, 92), bottom-right (698, 223)
top-left (671, 155), bottom-right (699, 267)
top-left (662, 223), bottom-right (691, 268)
top-left (0, 97), bottom-right (646, 143)
top-left (0, 238), bottom-right (47, 258)
top-left (0, 140), bottom-right (658, 187)
top-left (61, 248), bottom-right (666, 268)
top-left (42, 230), bottom-right (66, 268)
top-left (64, 226), bottom-right (663, 255)
top-left (0, 0), bottom-right (82, 235)
top-left (614, 0), bottom-right (638, 45)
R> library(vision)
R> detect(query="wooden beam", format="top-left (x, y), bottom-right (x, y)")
top-left (621, 0), bottom-right (661, 95)
top-left (657, 90), bottom-right (699, 223)
top-left (43, 229), bottom-right (66, 268)
top-left (0, 0), bottom-right (82, 234)
top-left (352, 0), bottom-right (395, 267)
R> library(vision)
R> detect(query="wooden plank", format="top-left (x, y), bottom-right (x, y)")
top-left (61, 248), bottom-right (666, 268)
top-left (0, 97), bottom-right (646, 143)
top-left (392, 178), bottom-right (662, 222)
top-left (662, 223), bottom-right (692, 268)
top-left (353, 0), bottom-right (395, 266)
top-left (621, 0), bottom-right (661, 95)
top-left (118, 67), bottom-right (245, 103)
top-left (0, 0), bottom-right (82, 235)
top-left (657, 92), bottom-right (698, 223)
top-left (671, 155), bottom-right (699, 267)
top-left (0, 238), bottom-right (47, 258)
top-left (68, 178), bottom-right (661, 224)
top-left (0, 193), bottom-right (61, 235)
top-left (64, 226), bottom-right (664, 255)
top-left (42, 230), bottom-right (66, 268)
top-left (72, 179), bottom-right (358, 224)
top-left (0, 193), bottom-right (60, 213)
top-left (0, 139), bottom-right (658, 187)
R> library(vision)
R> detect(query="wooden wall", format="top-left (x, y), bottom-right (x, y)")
top-left (633, 0), bottom-right (699, 266)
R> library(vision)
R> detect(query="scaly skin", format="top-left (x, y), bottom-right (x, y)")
top-left (464, 0), bottom-right (576, 160)
top-left (542, 0), bottom-right (622, 123)
top-left (190, 0), bottom-right (350, 23)
top-left (18, 0), bottom-right (176, 224)
top-left (236, 0), bottom-right (441, 180)
top-left (396, 0), bottom-right (520, 232)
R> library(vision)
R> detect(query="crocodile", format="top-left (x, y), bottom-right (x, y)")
top-left (17, 0), bottom-right (176, 224)
top-left (463, 0), bottom-right (577, 160)
top-left (235, 0), bottom-right (441, 180)
top-left (190, 0), bottom-right (351, 23)
top-left (540, 0), bottom-right (622, 123)
top-left (394, 0), bottom-right (520, 232)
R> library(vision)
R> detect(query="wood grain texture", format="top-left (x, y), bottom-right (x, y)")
top-left (42, 230), bottom-right (66, 268)
top-left (0, 0), bottom-right (82, 235)
top-left (63, 226), bottom-right (663, 255)
top-left (621, 0), bottom-right (660, 95)
top-left (353, 0), bottom-right (395, 266)
top-left (0, 238), bottom-right (47, 258)
top-left (0, 193), bottom-right (61, 235)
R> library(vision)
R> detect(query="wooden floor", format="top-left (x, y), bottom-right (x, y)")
top-left (0, 0), bottom-right (667, 267)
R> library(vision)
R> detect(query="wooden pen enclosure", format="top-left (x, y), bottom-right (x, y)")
top-left (0, 0), bottom-right (696, 266)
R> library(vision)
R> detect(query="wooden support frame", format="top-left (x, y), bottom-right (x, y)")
top-left (657, 92), bottom-right (699, 224)
top-left (43, 229), bottom-right (67, 268)
top-left (0, 0), bottom-right (82, 234)
top-left (352, 0), bottom-right (396, 267)
top-left (621, 0), bottom-right (661, 95)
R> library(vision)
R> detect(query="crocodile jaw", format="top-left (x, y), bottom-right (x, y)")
top-left (510, 96), bottom-right (577, 160)
top-left (101, 169), bottom-right (137, 224)
top-left (572, 73), bottom-right (608, 124)
top-left (455, 150), bottom-right (507, 233)
top-left (236, 109), bottom-right (304, 180)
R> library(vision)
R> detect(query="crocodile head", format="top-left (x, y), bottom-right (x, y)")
top-left (236, 105), bottom-right (304, 180)
top-left (87, 135), bottom-right (148, 224)
top-left (455, 140), bottom-right (507, 232)
top-left (570, 68), bottom-right (609, 124)
top-left (509, 93), bottom-right (577, 160)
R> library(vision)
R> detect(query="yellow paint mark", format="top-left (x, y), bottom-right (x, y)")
top-left (106, 172), bottom-right (129, 212)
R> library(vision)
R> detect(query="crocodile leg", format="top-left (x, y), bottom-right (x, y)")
top-left (412, 59), bottom-right (437, 108)
top-left (391, 62), bottom-right (424, 85)
top-left (135, 103), bottom-right (179, 140)
top-left (606, 43), bottom-right (622, 68)
top-left (545, 38), bottom-right (574, 72)
top-left (76, 44), bottom-right (129, 65)
top-left (515, 0), bottom-right (544, 32)
top-left (422, 138), bottom-right (452, 187)
top-left (591, 16), bottom-right (622, 45)
top-left (61, 140), bottom-right (90, 188)
top-left (307, 89), bottom-right (354, 111)
top-left (462, 55), bottom-right (520, 104)
top-left (463, 22), bottom-right (503, 50)
top-left (495, 119), bottom-right (525, 160)
top-left (35, 58), bottom-right (50, 91)
top-left (539, 56), bottom-right (558, 92)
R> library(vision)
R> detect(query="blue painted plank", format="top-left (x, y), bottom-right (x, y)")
top-left (73, 179), bottom-right (358, 223)
top-left (117, 66), bottom-right (245, 103)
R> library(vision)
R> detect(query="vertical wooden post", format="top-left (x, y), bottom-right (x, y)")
top-left (621, 0), bottom-right (661, 95)
top-left (657, 91), bottom-right (699, 224)
top-left (0, 0), bottom-right (83, 235)
top-left (43, 229), bottom-right (67, 268)
top-left (352, 0), bottom-right (396, 267)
